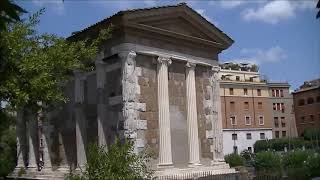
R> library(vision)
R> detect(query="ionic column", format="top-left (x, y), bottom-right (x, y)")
top-left (16, 109), bottom-right (26, 169)
top-left (157, 56), bottom-right (173, 167)
top-left (210, 66), bottom-right (224, 163)
top-left (185, 62), bottom-right (201, 166)
top-left (95, 59), bottom-right (107, 148)
top-left (41, 111), bottom-right (53, 171)
top-left (27, 110), bottom-right (38, 170)
top-left (74, 70), bottom-right (87, 169)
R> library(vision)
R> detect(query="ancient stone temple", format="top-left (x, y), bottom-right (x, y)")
top-left (10, 3), bottom-right (239, 179)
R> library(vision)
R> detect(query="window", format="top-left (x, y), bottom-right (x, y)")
top-left (244, 88), bottom-right (248, 96)
top-left (307, 97), bottom-right (314, 104)
top-left (244, 102), bottom-right (249, 110)
top-left (310, 115), bottom-right (314, 121)
top-left (258, 102), bottom-right (263, 109)
top-left (281, 117), bottom-right (285, 127)
top-left (230, 101), bottom-right (235, 112)
top-left (301, 116), bottom-right (305, 123)
top-left (277, 103), bottom-right (281, 111)
top-left (280, 90), bottom-right (284, 97)
top-left (281, 103), bottom-right (285, 112)
top-left (245, 116), bottom-right (251, 125)
top-left (259, 116), bottom-right (264, 125)
top-left (282, 131), bottom-right (286, 137)
top-left (274, 117), bottom-right (279, 127)
top-left (257, 89), bottom-right (261, 96)
top-left (246, 133), bottom-right (252, 140)
top-left (260, 133), bottom-right (266, 140)
top-left (229, 88), bottom-right (234, 95)
top-left (298, 99), bottom-right (305, 106)
top-left (272, 89), bottom-right (276, 97)
top-left (276, 90), bottom-right (280, 97)
top-left (248, 147), bottom-right (252, 152)
top-left (236, 76), bottom-right (240, 81)
top-left (275, 131), bottom-right (280, 138)
top-left (232, 134), bottom-right (237, 140)
top-left (230, 116), bottom-right (236, 125)
top-left (273, 103), bottom-right (276, 110)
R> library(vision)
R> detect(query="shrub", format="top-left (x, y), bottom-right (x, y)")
top-left (283, 150), bottom-right (310, 180)
top-left (240, 150), bottom-right (255, 166)
top-left (66, 138), bottom-right (153, 180)
top-left (254, 138), bottom-right (310, 153)
top-left (254, 151), bottom-right (282, 179)
top-left (224, 153), bottom-right (245, 167)
top-left (305, 153), bottom-right (320, 178)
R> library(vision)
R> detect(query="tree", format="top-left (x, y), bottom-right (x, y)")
top-left (0, 0), bottom-right (27, 30)
top-left (0, 9), bottom-right (112, 111)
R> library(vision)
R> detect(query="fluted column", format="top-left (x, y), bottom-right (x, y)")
top-left (95, 59), bottom-right (107, 148)
top-left (185, 62), bottom-right (201, 166)
top-left (211, 66), bottom-right (224, 163)
top-left (74, 70), bottom-right (87, 169)
top-left (41, 111), bottom-right (53, 171)
top-left (27, 111), bottom-right (38, 170)
top-left (157, 56), bottom-right (173, 167)
top-left (16, 109), bottom-right (26, 169)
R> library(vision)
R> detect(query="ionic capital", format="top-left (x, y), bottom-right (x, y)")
top-left (157, 56), bottom-right (172, 66)
top-left (186, 62), bottom-right (196, 69)
top-left (118, 51), bottom-right (137, 60)
top-left (211, 66), bottom-right (221, 73)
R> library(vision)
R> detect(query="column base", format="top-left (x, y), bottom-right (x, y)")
top-left (27, 166), bottom-right (38, 172)
top-left (188, 162), bottom-right (202, 167)
top-left (157, 163), bottom-right (174, 169)
top-left (75, 166), bottom-right (86, 173)
top-left (56, 165), bottom-right (70, 173)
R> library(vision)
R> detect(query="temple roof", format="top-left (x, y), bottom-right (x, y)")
top-left (68, 3), bottom-right (234, 49)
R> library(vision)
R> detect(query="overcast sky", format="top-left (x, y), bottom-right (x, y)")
top-left (17, 0), bottom-right (320, 90)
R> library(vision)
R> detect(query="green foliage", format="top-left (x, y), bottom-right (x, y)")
top-left (224, 153), bottom-right (245, 167)
top-left (0, 9), bottom-right (111, 111)
top-left (66, 138), bottom-right (153, 180)
top-left (254, 151), bottom-right (282, 179)
top-left (305, 153), bottom-right (320, 178)
top-left (283, 150), bottom-right (309, 168)
top-left (0, 0), bottom-right (27, 30)
top-left (240, 150), bottom-right (255, 166)
top-left (254, 151), bottom-right (282, 171)
top-left (253, 138), bottom-right (311, 153)
top-left (282, 150), bottom-right (310, 180)
top-left (303, 128), bottom-right (320, 141)
top-left (0, 109), bottom-right (16, 179)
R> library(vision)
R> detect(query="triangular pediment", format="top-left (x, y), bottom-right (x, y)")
top-left (123, 4), bottom-right (234, 49)
top-left (138, 17), bottom-right (216, 41)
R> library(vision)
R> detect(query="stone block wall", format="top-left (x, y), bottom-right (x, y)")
top-left (136, 55), bottom-right (159, 159)
top-left (195, 65), bottom-right (213, 161)
top-left (168, 60), bottom-right (188, 166)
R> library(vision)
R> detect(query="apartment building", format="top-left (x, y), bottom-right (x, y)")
top-left (268, 82), bottom-right (298, 138)
top-left (292, 79), bottom-right (320, 136)
top-left (220, 63), bottom-right (273, 155)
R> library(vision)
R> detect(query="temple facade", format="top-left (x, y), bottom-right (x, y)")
top-left (10, 3), bottom-right (238, 179)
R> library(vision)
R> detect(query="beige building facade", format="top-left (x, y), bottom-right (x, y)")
top-left (219, 64), bottom-right (273, 154)
top-left (268, 82), bottom-right (297, 138)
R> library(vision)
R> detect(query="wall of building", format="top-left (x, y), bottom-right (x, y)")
top-left (268, 86), bottom-right (297, 138)
top-left (293, 87), bottom-right (320, 136)
top-left (223, 129), bottom-right (272, 155)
